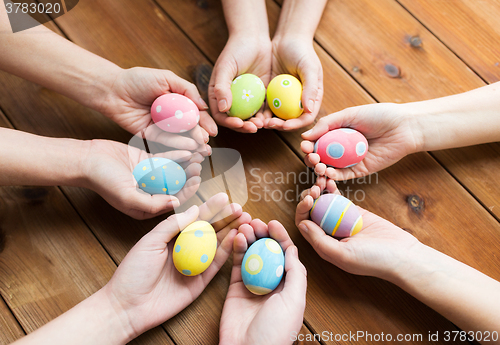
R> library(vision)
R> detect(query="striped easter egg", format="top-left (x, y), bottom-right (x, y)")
top-left (310, 194), bottom-right (363, 238)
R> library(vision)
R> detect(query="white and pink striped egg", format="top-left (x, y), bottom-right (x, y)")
top-left (151, 93), bottom-right (200, 133)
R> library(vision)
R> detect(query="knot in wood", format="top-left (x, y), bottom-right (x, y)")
top-left (407, 194), bottom-right (424, 212)
top-left (352, 66), bottom-right (360, 73)
top-left (193, 63), bottom-right (213, 99)
top-left (410, 36), bottom-right (422, 48)
top-left (196, 0), bottom-right (208, 9)
top-left (384, 64), bottom-right (400, 78)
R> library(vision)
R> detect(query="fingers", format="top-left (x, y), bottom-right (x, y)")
top-left (210, 203), bottom-right (243, 231)
top-left (298, 60), bottom-right (320, 114)
top-left (197, 192), bottom-right (230, 222)
top-left (297, 220), bottom-right (341, 263)
top-left (163, 71), bottom-right (207, 109)
top-left (146, 205), bottom-right (199, 246)
top-left (282, 113), bottom-right (316, 131)
top-left (141, 125), bottom-right (201, 151)
top-left (231, 232), bottom-right (249, 283)
top-left (281, 246), bottom-right (307, 306)
top-left (301, 108), bottom-right (356, 142)
top-left (199, 111), bottom-right (218, 137)
top-left (126, 191), bottom-right (180, 220)
top-left (202, 228), bottom-right (238, 283)
top-left (295, 194), bottom-right (314, 228)
top-left (174, 175), bottom-right (201, 205)
top-left (267, 220), bottom-right (294, 252)
top-left (212, 62), bottom-right (235, 113)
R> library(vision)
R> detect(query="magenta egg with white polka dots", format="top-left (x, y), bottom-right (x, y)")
top-left (314, 128), bottom-right (368, 168)
top-left (151, 93), bottom-right (200, 133)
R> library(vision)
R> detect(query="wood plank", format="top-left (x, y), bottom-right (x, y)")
top-left (0, 112), bottom-right (26, 345)
top-left (398, 0), bottom-right (500, 83)
top-left (0, 297), bottom-right (24, 344)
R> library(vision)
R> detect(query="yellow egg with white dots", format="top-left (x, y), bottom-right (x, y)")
top-left (266, 74), bottom-right (303, 120)
top-left (173, 221), bottom-right (217, 276)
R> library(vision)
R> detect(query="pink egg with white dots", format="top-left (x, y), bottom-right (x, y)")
top-left (314, 128), bottom-right (368, 168)
top-left (151, 93), bottom-right (200, 133)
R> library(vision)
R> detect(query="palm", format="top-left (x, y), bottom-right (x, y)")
top-left (304, 103), bottom-right (419, 180)
top-left (106, 194), bottom-right (250, 334)
top-left (332, 209), bottom-right (420, 279)
top-left (221, 280), bottom-right (292, 344)
top-left (100, 68), bottom-right (209, 151)
top-left (265, 38), bottom-right (323, 130)
top-left (220, 220), bottom-right (306, 345)
top-left (209, 36), bottom-right (272, 133)
top-left (83, 139), bottom-right (201, 219)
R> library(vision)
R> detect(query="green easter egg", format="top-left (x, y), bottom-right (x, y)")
top-left (227, 74), bottom-right (266, 120)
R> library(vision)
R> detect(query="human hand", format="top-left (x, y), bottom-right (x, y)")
top-left (264, 36), bottom-right (323, 131)
top-left (295, 184), bottom-right (420, 281)
top-left (102, 193), bottom-right (251, 338)
top-left (301, 103), bottom-right (423, 180)
top-left (97, 67), bottom-right (216, 152)
top-left (81, 139), bottom-right (203, 219)
top-left (219, 219), bottom-right (307, 345)
top-left (209, 35), bottom-right (272, 133)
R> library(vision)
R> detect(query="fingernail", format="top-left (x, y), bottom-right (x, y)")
top-left (298, 223), bottom-right (308, 233)
top-left (168, 199), bottom-right (180, 208)
top-left (292, 245), bottom-right (299, 257)
top-left (199, 98), bottom-right (208, 109)
top-left (308, 100), bottom-right (315, 113)
top-left (218, 99), bottom-right (228, 112)
top-left (203, 132), bottom-right (209, 143)
top-left (302, 129), bottom-right (312, 136)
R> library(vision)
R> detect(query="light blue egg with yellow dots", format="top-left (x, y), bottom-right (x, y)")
top-left (241, 238), bottom-right (285, 295)
top-left (173, 220), bottom-right (217, 276)
top-left (133, 157), bottom-right (186, 195)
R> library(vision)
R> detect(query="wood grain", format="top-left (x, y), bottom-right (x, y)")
top-left (398, 0), bottom-right (500, 83)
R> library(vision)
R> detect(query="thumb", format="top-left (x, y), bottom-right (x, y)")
top-left (148, 205), bottom-right (200, 244)
top-left (282, 245), bottom-right (307, 306)
top-left (301, 107), bottom-right (358, 142)
top-left (212, 62), bottom-right (236, 113)
top-left (298, 65), bottom-right (320, 114)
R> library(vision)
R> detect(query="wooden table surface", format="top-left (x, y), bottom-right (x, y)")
top-left (1, 0), bottom-right (500, 344)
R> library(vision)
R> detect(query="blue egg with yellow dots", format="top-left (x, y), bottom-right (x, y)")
top-left (133, 157), bottom-right (186, 195)
top-left (241, 238), bottom-right (285, 295)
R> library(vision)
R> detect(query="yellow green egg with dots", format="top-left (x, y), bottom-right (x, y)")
top-left (267, 74), bottom-right (303, 120)
top-left (227, 74), bottom-right (266, 120)
top-left (173, 221), bottom-right (217, 276)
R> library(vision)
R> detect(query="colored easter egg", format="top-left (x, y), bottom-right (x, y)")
top-left (310, 194), bottom-right (363, 238)
top-left (314, 128), bottom-right (368, 168)
top-left (227, 74), bottom-right (266, 120)
top-left (151, 93), bottom-right (200, 133)
top-left (133, 157), bottom-right (186, 195)
top-left (173, 221), bottom-right (217, 276)
top-left (266, 74), bottom-right (303, 120)
top-left (241, 238), bottom-right (285, 295)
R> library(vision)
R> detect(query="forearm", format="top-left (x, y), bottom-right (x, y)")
top-left (0, 1), bottom-right (120, 112)
top-left (0, 128), bottom-right (89, 187)
top-left (12, 288), bottom-right (134, 345)
top-left (274, 0), bottom-right (328, 41)
top-left (406, 82), bottom-right (500, 152)
top-left (221, 0), bottom-right (269, 38)
top-left (390, 243), bottom-right (500, 338)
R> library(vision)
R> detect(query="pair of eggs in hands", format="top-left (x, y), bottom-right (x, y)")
top-left (228, 74), bottom-right (304, 121)
top-left (131, 92), bottom-right (202, 196)
top-left (172, 219), bottom-right (285, 296)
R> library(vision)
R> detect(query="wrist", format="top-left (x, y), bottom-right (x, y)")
top-left (386, 242), bottom-right (438, 288)
top-left (85, 288), bottom-right (137, 343)
top-left (84, 65), bottom-right (123, 115)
